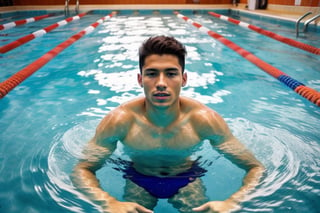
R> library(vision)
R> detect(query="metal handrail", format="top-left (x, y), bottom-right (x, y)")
top-left (64, 0), bottom-right (69, 15)
top-left (75, 0), bottom-right (79, 14)
top-left (303, 14), bottom-right (320, 32)
top-left (295, 11), bottom-right (312, 37)
top-left (64, 0), bottom-right (79, 16)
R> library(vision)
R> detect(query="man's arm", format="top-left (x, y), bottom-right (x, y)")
top-left (192, 109), bottom-right (265, 212)
top-left (71, 109), bottom-right (153, 213)
top-left (193, 135), bottom-right (265, 212)
top-left (216, 135), bottom-right (265, 202)
top-left (71, 136), bottom-right (117, 210)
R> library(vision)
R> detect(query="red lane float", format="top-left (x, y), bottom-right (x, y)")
top-left (208, 11), bottom-right (320, 55)
top-left (0, 13), bottom-right (113, 99)
top-left (0, 12), bottom-right (88, 54)
top-left (175, 12), bottom-right (320, 106)
top-left (295, 86), bottom-right (320, 106)
top-left (0, 14), bottom-right (52, 31)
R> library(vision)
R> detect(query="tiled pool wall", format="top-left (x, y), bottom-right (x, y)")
top-left (1, 9), bottom-right (319, 33)
top-left (230, 9), bottom-right (319, 32)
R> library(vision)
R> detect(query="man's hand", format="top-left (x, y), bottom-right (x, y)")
top-left (104, 200), bottom-right (153, 213)
top-left (192, 200), bottom-right (240, 213)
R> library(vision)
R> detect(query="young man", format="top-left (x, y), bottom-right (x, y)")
top-left (71, 36), bottom-right (265, 213)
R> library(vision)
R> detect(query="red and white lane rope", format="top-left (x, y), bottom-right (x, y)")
top-left (0, 14), bottom-right (52, 31)
top-left (0, 12), bottom-right (88, 54)
top-left (0, 13), bottom-right (114, 99)
top-left (175, 12), bottom-right (320, 106)
top-left (208, 11), bottom-right (320, 55)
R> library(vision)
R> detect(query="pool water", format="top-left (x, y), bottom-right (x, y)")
top-left (0, 9), bottom-right (319, 213)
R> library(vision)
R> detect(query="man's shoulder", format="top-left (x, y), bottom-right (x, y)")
top-left (97, 99), bottom-right (144, 138)
top-left (105, 97), bottom-right (145, 123)
top-left (180, 97), bottom-right (223, 127)
top-left (119, 97), bottom-right (145, 113)
top-left (180, 96), bottom-right (213, 114)
top-left (180, 98), bottom-right (229, 141)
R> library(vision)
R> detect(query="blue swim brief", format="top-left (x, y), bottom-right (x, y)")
top-left (122, 163), bottom-right (207, 198)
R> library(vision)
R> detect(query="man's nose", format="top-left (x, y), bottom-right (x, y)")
top-left (156, 73), bottom-right (167, 91)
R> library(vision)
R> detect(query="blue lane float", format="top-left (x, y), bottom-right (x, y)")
top-left (278, 75), bottom-right (305, 90)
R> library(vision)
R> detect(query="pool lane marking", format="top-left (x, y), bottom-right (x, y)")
top-left (0, 13), bottom-right (114, 99)
top-left (208, 11), bottom-right (320, 55)
top-left (0, 14), bottom-right (53, 31)
top-left (0, 12), bottom-right (88, 54)
top-left (175, 12), bottom-right (320, 106)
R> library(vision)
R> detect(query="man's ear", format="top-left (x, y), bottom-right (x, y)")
top-left (137, 73), bottom-right (143, 87)
top-left (182, 72), bottom-right (187, 87)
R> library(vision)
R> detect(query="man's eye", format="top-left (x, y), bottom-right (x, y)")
top-left (145, 72), bottom-right (156, 77)
top-left (167, 72), bottom-right (178, 77)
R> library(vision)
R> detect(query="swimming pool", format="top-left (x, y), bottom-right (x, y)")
top-left (0, 9), bottom-right (319, 213)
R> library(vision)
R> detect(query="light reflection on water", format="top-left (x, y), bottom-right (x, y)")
top-left (49, 12), bottom-right (319, 212)
top-left (0, 10), bottom-right (319, 213)
top-left (47, 115), bottom-right (319, 212)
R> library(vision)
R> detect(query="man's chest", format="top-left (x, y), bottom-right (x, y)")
top-left (123, 122), bottom-right (201, 150)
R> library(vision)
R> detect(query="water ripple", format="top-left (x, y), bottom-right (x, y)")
top-left (227, 118), bottom-right (320, 212)
top-left (44, 118), bottom-right (320, 212)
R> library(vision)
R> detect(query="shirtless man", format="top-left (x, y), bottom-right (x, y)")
top-left (71, 36), bottom-right (265, 213)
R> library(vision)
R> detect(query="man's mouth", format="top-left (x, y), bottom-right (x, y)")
top-left (153, 93), bottom-right (170, 100)
top-left (154, 93), bottom-right (170, 97)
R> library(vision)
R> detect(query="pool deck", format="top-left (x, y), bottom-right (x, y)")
top-left (0, 4), bottom-right (319, 24)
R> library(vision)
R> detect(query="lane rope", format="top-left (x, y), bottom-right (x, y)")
top-left (0, 12), bottom-right (88, 54)
top-left (208, 11), bottom-right (320, 55)
top-left (0, 13), bottom-right (114, 99)
top-left (0, 14), bottom-right (53, 31)
top-left (175, 12), bottom-right (320, 106)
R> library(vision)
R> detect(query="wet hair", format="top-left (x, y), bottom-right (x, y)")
top-left (139, 36), bottom-right (187, 73)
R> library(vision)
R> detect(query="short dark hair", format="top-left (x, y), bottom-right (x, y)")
top-left (139, 36), bottom-right (187, 73)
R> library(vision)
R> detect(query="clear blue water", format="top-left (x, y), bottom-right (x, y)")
top-left (0, 9), bottom-right (319, 213)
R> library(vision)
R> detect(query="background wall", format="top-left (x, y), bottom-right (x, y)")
top-left (11, 0), bottom-right (320, 7)
top-left (266, 0), bottom-right (318, 6)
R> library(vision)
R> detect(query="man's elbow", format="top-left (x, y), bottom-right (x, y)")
top-left (250, 162), bottom-right (266, 179)
top-left (70, 162), bottom-right (93, 184)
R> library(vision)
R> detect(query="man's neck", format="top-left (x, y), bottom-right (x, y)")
top-left (144, 100), bottom-right (181, 128)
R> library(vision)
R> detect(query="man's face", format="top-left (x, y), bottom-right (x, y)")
top-left (138, 54), bottom-right (187, 109)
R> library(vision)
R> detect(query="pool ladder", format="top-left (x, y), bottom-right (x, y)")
top-left (65, 0), bottom-right (79, 16)
top-left (296, 12), bottom-right (320, 37)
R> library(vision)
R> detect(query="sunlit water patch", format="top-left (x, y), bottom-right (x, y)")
top-left (1, 10), bottom-right (319, 213)
top-left (45, 115), bottom-right (320, 213)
